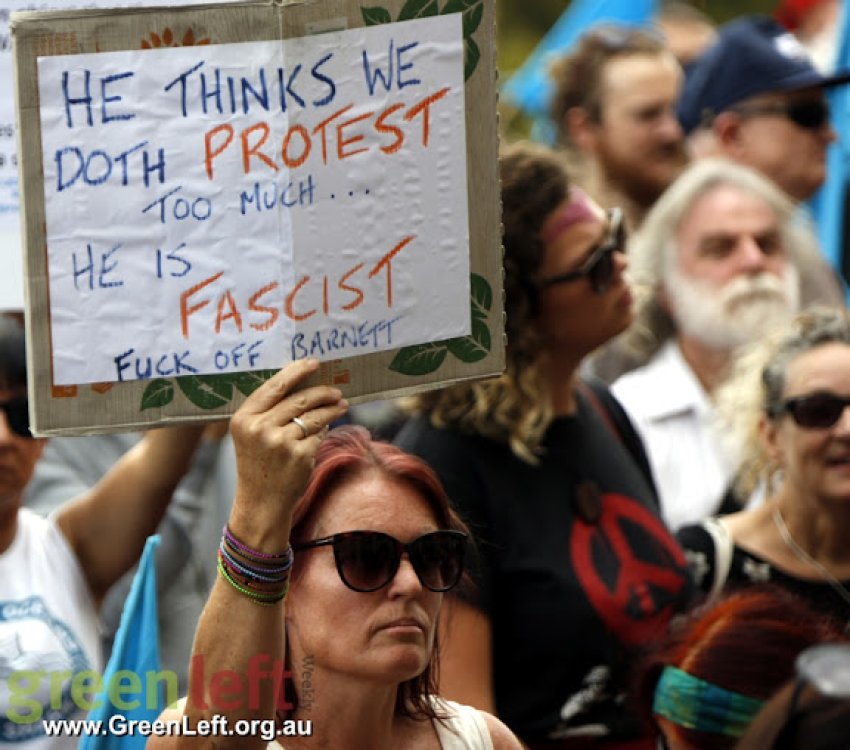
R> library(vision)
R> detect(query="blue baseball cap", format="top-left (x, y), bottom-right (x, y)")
top-left (678, 15), bottom-right (850, 134)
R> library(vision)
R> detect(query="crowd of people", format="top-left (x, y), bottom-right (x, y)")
top-left (5, 0), bottom-right (850, 748)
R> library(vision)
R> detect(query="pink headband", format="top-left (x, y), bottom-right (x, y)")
top-left (539, 187), bottom-right (598, 245)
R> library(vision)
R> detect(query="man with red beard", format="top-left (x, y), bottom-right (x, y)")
top-left (550, 24), bottom-right (689, 230)
top-left (610, 160), bottom-right (809, 530)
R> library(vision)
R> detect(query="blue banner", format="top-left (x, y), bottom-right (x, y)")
top-left (809, 5), bottom-right (850, 296)
top-left (80, 535), bottom-right (162, 749)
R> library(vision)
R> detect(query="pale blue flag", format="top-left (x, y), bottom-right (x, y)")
top-left (80, 535), bottom-right (161, 749)
top-left (809, 5), bottom-right (850, 296)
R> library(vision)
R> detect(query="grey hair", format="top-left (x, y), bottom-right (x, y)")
top-left (761, 308), bottom-right (850, 418)
top-left (716, 307), bottom-right (850, 498)
top-left (616, 158), bottom-right (813, 363)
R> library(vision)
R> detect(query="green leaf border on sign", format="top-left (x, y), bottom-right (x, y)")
top-left (361, 0), bottom-right (484, 80)
top-left (389, 273), bottom-right (493, 376)
top-left (139, 370), bottom-right (276, 412)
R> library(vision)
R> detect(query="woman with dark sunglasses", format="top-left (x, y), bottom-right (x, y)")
top-left (677, 307), bottom-right (850, 631)
top-left (394, 142), bottom-right (693, 747)
top-left (151, 358), bottom-right (522, 749)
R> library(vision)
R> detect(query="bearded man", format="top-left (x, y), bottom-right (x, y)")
top-left (610, 160), bottom-right (809, 529)
top-left (550, 24), bottom-right (689, 230)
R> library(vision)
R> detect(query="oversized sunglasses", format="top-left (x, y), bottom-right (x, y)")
top-left (292, 529), bottom-right (467, 593)
top-left (730, 99), bottom-right (830, 131)
top-left (0, 397), bottom-right (31, 439)
top-left (769, 392), bottom-right (850, 429)
top-left (537, 207), bottom-right (625, 294)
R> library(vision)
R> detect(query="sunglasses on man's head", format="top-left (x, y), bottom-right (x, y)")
top-left (730, 99), bottom-right (831, 131)
top-left (770, 392), bottom-right (850, 429)
top-left (537, 207), bottom-right (626, 295)
top-left (0, 397), bottom-right (31, 439)
top-left (586, 25), bottom-right (665, 52)
top-left (292, 529), bottom-right (467, 593)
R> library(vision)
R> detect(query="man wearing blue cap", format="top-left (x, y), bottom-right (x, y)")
top-left (679, 15), bottom-right (850, 203)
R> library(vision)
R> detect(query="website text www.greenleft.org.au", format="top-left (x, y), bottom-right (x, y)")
top-left (5, 653), bottom-right (295, 724)
top-left (41, 715), bottom-right (312, 742)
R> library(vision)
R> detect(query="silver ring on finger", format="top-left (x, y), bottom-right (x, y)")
top-left (292, 416), bottom-right (309, 439)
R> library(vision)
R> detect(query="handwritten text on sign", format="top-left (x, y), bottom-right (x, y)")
top-left (38, 15), bottom-right (469, 385)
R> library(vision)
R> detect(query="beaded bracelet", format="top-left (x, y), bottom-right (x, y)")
top-left (217, 526), bottom-right (293, 604)
top-left (217, 555), bottom-right (289, 606)
top-left (223, 525), bottom-right (293, 564)
top-left (219, 544), bottom-right (289, 583)
top-left (221, 537), bottom-right (293, 576)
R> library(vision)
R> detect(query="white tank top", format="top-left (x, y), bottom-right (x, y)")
top-left (269, 697), bottom-right (494, 749)
top-left (0, 509), bottom-right (102, 748)
top-left (432, 698), bottom-right (495, 749)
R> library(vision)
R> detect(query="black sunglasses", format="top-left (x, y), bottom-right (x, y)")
top-left (770, 392), bottom-right (850, 429)
top-left (292, 530), bottom-right (467, 593)
top-left (0, 397), bottom-right (31, 439)
top-left (537, 207), bottom-right (625, 294)
top-left (730, 99), bottom-right (831, 131)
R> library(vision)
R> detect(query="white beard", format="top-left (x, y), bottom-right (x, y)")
top-left (665, 265), bottom-right (801, 351)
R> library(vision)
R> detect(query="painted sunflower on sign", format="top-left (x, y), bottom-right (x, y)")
top-left (141, 27), bottom-right (211, 49)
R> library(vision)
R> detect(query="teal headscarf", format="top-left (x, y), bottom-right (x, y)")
top-left (653, 665), bottom-right (766, 738)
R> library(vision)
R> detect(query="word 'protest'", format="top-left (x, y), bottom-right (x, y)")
top-left (37, 14), bottom-right (471, 385)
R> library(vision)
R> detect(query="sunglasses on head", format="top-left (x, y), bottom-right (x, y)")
top-left (587, 25), bottom-right (664, 52)
top-left (0, 396), bottom-right (31, 439)
top-left (730, 99), bottom-right (831, 131)
top-left (292, 529), bottom-right (467, 593)
top-left (770, 392), bottom-right (850, 429)
top-left (537, 207), bottom-right (625, 295)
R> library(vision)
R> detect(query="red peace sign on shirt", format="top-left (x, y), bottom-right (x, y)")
top-left (571, 492), bottom-right (688, 646)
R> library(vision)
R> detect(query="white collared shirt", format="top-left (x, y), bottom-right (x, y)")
top-left (611, 340), bottom-right (735, 531)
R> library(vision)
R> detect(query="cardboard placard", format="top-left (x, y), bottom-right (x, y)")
top-left (12, 0), bottom-right (502, 435)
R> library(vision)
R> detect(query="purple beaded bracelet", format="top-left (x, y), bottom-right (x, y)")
top-left (223, 524), bottom-right (293, 565)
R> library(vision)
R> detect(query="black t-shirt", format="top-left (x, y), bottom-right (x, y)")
top-left (678, 521), bottom-right (850, 628)
top-left (395, 389), bottom-right (693, 742)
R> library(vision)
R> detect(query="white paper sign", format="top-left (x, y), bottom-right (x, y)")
top-left (38, 14), bottom-right (469, 386)
top-left (1, 0), bottom-right (232, 311)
